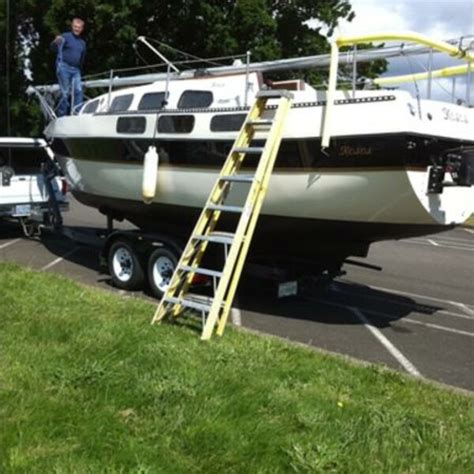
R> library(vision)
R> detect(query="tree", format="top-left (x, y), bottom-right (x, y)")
top-left (1, 0), bottom-right (385, 136)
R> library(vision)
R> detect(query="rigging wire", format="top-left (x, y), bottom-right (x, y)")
top-left (402, 47), bottom-right (465, 102)
top-left (145, 37), bottom-right (203, 60)
top-left (400, 47), bottom-right (423, 118)
top-left (132, 43), bottom-right (151, 67)
top-left (81, 52), bottom-right (247, 83)
top-left (142, 36), bottom-right (242, 68)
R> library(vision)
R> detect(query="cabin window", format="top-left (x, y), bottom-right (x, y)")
top-left (177, 90), bottom-right (213, 109)
top-left (110, 94), bottom-right (134, 112)
top-left (157, 115), bottom-right (195, 134)
top-left (116, 116), bottom-right (147, 134)
top-left (82, 99), bottom-right (99, 114)
top-left (210, 114), bottom-right (246, 132)
top-left (138, 92), bottom-right (167, 111)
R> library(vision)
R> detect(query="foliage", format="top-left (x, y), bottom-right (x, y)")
top-left (0, 263), bottom-right (473, 472)
top-left (0, 0), bottom-right (387, 136)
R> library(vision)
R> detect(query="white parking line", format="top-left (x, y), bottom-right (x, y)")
top-left (435, 240), bottom-right (473, 249)
top-left (393, 317), bottom-right (474, 337)
top-left (433, 236), bottom-right (474, 245)
top-left (41, 247), bottom-right (79, 271)
top-left (329, 285), bottom-right (473, 320)
top-left (0, 238), bottom-right (21, 250)
top-left (453, 302), bottom-right (474, 317)
top-left (308, 295), bottom-right (473, 338)
top-left (358, 306), bottom-right (474, 337)
top-left (403, 240), bottom-right (474, 252)
top-left (365, 284), bottom-right (474, 314)
top-left (349, 307), bottom-right (421, 377)
top-left (438, 309), bottom-right (474, 321)
top-left (464, 228), bottom-right (474, 235)
top-left (231, 307), bottom-right (242, 326)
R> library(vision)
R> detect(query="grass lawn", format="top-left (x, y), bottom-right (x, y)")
top-left (0, 263), bottom-right (473, 473)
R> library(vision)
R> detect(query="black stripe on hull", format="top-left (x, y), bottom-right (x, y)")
top-left (58, 132), bottom-right (474, 171)
top-left (73, 190), bottom-right (452, 262)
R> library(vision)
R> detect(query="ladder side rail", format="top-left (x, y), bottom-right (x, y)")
top-left (215, 96), bottom-right (293, 336)
top-left (201, 95), bottom-right (292, 339)
top-left (200, 179), bottom-right (260, 339)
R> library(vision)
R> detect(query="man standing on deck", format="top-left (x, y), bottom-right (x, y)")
top-left (50, 17), bottom-right (86, 117)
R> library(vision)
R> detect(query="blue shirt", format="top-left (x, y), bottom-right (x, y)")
top-left (51, 32), bottom-right (86, 69)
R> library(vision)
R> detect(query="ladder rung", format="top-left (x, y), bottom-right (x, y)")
top-left (207, 204), bottom-right (243, 213)
top-left (163, 295), bottom-right (211, 313)
top-left (179, 265), bottom-right (223, 278)
top-left (233, 147), bottom-right (264, 154)
top-left (220, 174), bottom-right (254, 183)
top-left (193, 232), bottom-right (235, 245)
top-left (247, 119), bottom-right (274, 126)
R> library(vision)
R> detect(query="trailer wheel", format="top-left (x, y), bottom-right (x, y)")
top-left (108, 240), bottom-right (145, 290)
top-left (147, 247), bottom-right (178, 299)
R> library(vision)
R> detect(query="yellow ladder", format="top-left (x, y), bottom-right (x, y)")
top-left (151, 90), bottom-right (293, 339)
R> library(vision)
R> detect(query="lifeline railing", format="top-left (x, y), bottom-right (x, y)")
top-left (29, 31), bottom-right (473, 127)
top-left (322, 31), bottom-right (474, 148)
top-left (31, 34), bottom-right (471, 94)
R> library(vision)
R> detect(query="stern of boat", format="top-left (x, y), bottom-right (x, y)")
top-left (407, 146), bottom-right (474, 227)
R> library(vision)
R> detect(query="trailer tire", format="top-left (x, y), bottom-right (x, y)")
top-left (108, 239), bottom-right (145, 290)
top-left (147, 247), bottom-right (178, 299)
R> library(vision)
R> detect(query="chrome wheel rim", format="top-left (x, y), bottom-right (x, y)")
top-left (152, 255), bottom-right (174, 292)
top-left (112, 247), bottom-right (134, 283)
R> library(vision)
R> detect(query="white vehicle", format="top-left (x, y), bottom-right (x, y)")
top-left (0, 138), bottom-right (68, 236)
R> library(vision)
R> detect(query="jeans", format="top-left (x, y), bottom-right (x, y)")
top-left (56, 62), bottom-right (83, 117)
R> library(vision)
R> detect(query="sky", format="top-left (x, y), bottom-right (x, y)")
top-left (336, 0), bottom-right (473, 39)
top-left (310, 0), bottom-right (474, 102)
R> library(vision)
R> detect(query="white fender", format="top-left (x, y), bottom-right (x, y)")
top-left (142, 145), bottom-right (159, 204)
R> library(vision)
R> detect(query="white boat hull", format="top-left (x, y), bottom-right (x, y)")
top-left (57, 154), bottom-right (474, 228)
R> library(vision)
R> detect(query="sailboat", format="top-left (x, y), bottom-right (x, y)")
top-left (33, 31), bottom-right (474, 281)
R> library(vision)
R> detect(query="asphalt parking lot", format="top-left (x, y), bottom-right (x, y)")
top-left (1, 197), bottom-right (473, 391)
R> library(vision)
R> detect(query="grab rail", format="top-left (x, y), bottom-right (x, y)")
top-left (322, 31), bottom-right (474, 148)
top-left (373, 64), bottom-right (471, 86)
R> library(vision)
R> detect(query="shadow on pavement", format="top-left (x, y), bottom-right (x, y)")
top-left (39, 226), bottom-right (102, 273)
top-left (0, 219), bottom-right (27, 240)
top-left (235, 278), bottom-right (444, 330)
top-left (32, 225), bottom-right (449, 331)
